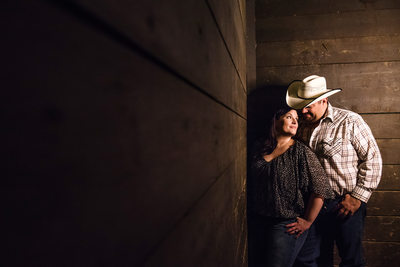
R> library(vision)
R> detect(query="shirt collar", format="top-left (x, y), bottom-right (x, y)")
top-left (322, 102), bottom-right (334, 123)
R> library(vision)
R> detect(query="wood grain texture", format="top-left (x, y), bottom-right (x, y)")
top-left (246, 0), bottom-right (257, 93)
top-left (362, 114), bottom-right (400, 139)
top-left (377, 139), bottom-right (400, 165)
top-left (373, 0), bottom-right (400, 9)
top-left (334, 240), bottom-right (400, 266)
top-left (256, 0), bottom-right (366, 18)
top-left (256, 0), bottom-right (400, 18)
top-left (2, 1), bottom-right (247, 266)
top-left (256, 9), bottom-right (400, 42)
top-left (236, 0), bottom-right (246, 38)
top-left (257, 35), bottom-right (400, 67)
top-left (207, 0), bottom-right (247, 88)
top-left (144, 154), bottom-right (247, 266)
top-left (367, 191), bottom-right (400, 216)
top-left (257, 62), bottom-right (400, 113)
top-left (75, 0), bottom-right (246, 116)
top-left (364, 216), bottom-right (400, 242)
top-left (363, 241), bottom-right (400, 267)
top-left (377, 165), bottom-right (400, 191)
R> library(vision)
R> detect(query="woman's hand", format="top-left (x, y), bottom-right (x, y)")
top-left (286, 217), bottom-right (312, 238)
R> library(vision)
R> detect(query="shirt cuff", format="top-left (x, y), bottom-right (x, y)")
top-left (351, 185), bottom-right (372, 203)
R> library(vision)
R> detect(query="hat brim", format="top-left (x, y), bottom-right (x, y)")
top-left (286, 81), bottom-right (342, 109)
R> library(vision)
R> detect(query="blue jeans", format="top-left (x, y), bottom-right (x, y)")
top-left (248, 213), bottom-right (308, 267)
top-left (294, 197), bottom-right (367, 267)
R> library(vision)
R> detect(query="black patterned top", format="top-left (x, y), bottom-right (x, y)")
top-left (248, 140), bottom-right (334, 219)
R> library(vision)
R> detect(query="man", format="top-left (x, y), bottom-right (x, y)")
top-left (286, 75), bottom-right (382, 267)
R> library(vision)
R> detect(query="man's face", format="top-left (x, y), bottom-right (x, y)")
top-left (301, 99), bottom-right (327, 123)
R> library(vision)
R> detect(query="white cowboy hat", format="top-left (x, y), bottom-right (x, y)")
top-left (286, 75), bottom-right (342, 109)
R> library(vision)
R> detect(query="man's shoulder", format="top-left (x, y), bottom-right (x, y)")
top-left (331, 105), bottom-right (363, 123)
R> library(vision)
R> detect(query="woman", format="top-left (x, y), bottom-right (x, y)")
top-left (247, 106), bottom-right (333, 267)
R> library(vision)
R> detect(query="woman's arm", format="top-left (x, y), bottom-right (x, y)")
top-left (285, 144), bottom-right (333, 237)
top-left (286, 193), bottom-right (324, 237)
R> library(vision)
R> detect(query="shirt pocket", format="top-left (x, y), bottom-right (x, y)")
top-left (317, 137), bottom-right (342, 158)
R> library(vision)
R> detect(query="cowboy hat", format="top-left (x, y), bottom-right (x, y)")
top-left (286, 75), bottom-right (342, 109)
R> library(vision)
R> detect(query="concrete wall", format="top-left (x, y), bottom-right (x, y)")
top-left (255, 0), bottom-right (400, 265)
top-left (3, 0), bottom-right (248, 266)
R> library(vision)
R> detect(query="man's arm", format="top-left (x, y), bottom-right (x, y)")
top-left (339, 115), bottom-right (382, 216)
top-left (351, 115), bottom-right (382, 202)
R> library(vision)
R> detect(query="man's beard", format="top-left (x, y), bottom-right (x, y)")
top-left (302, 113), bottom-right (316, 123)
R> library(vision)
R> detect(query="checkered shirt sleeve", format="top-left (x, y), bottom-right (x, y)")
top-left (348, 113), bottom-right (382, 202)
top-left (299, 105), bottom-right (382, 203)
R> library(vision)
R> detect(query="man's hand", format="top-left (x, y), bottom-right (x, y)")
top-left (337, 194), bottom-right (361, 217)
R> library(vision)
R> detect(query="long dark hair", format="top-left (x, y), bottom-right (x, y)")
top-left (255, 106), bottom-right (294, 156)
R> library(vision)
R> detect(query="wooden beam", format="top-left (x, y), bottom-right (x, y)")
top-left (256, 9), bottom-right (400, 42)
top-left (377, 165), bottom-right (400, 191)
top-left (256, 0), bottom-right (400, 18)
top-left (368, 191), bottom-right (400, 216)
top-left (257, 62), bottom-right (400, 113)
top-left (377, 139), bottom-right (400, 165)
top-left (144, 155), bottom-right (248, 266)
top-left (208, 0), bottom-right (247, 89)
top-left (363, 241), bottom-right (400, 267)
top-left (365, 216), bottom-right (400, 242)
top-left (74, 0), bottom-right (246, 116)
top-left (2, 1), bottom-right (247, 264)
top-left (256, 0), bottom-right (366, 18)
top-left (362, 114), bottom-right (400, 139)
top-left (257, 36), bottom-right (400, 67)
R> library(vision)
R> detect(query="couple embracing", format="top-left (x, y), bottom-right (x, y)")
top-left (248, 75), bottom-right (382, 267)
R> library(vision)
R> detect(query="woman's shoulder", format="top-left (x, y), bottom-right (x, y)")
top-left (294, 140), bottom-right (318, 159)
top-left (293, 139), bottom-right (309, 151)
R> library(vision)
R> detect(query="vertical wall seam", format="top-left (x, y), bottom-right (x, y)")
top-left (204, 0), bottom-right (247, 96)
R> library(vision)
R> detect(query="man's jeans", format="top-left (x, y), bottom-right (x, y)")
top-left (294, 197), bottom-right (367, 267)
top-left (248, 213), bottom-right (308, 267)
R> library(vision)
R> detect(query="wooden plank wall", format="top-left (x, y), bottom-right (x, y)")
top-left (3, 0), bottom-right (248, 266)
top-left (255, 0), bottom-right (400, 266)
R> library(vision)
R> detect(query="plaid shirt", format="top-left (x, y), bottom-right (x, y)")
top-left (297, 103), bottom-right (382, 202)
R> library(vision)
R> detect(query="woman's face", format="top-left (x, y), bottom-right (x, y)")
top-left (276, 109), bottom-right (298, 136)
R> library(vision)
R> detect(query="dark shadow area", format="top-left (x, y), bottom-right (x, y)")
top-left (247, 84), bottom-right (288, 155)
top-left (246, 84), bottom-right (289, 266)
top-left (3, 1), bottom-right (249, 266)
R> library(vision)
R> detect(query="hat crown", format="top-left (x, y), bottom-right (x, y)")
top-left (298, 75), bottom-right (327, 98)
top-left (286, 74), bottom-right (341, 109)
